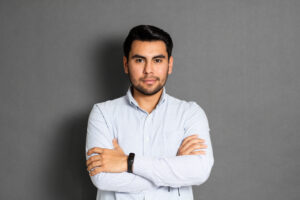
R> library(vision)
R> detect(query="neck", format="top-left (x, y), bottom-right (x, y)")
top-left (131, 86), bottom-right (163, 114)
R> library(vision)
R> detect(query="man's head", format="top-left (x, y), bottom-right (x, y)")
top-left (122, 25), bottom-right (174, 96)
top-left (123, 25), bottom-right (173, 60)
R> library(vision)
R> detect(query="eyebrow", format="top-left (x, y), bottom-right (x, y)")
top-left (153, 54), bottom-right (166, 59)
top-left (131, 54), bottom-right (166, 59)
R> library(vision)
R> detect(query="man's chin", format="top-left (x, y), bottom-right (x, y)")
top-left (134, 85), bottom-right (162, 96)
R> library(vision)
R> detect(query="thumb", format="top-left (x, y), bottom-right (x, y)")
top-left (112, 138), bottom-right (119, 149)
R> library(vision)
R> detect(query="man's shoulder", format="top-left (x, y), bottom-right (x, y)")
top-left (167, 94), bottom-right (203, 111)
top-left (168, 94), bottom-right (209, 130)
top-left (93, 95), bottom-right (127, 110)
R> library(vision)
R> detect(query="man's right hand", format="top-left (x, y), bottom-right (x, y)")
top-left (176, 134), bottom-right (207, 156)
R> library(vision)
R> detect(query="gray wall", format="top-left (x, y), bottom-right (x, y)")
top-left (0, 0), bottom-right (299, 199)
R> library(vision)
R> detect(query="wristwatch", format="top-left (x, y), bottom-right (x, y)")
top-left (127, 153), bottom-right (135, 173)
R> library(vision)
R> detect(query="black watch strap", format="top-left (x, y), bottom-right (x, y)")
top-left (127, 153), bottom-right (135, 173)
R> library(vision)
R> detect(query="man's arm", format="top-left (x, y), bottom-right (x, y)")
top-left (85, 104), bottom-right (157, 193)
top-left (132, 102), bottom-right (214, 188)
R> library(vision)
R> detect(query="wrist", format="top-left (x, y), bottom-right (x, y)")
top-left (123, 155), bottom-right (129, 172)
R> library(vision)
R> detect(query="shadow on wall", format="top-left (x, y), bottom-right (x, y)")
top-left (91, 35), bottom-right (130, 101)
top-left (45, 36), bottom-right (129, 199)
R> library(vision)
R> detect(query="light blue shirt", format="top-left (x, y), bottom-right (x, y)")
top-left (85, 84), bottom-right (214, 200)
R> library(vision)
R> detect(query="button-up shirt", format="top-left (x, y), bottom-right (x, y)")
top-left (85, 84), bottom-right (214, 200)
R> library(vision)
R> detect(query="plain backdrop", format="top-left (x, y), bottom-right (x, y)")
top-left (0, 0), bottom-right (299, 200)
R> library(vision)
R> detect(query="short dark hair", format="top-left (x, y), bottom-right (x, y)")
top-left (123, 25), bottom-right (173, 60)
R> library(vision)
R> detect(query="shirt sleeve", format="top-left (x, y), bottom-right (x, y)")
top-left (85, 104), bottom-right (157, 193)
top-left (133, 102), bottom-right (214, 188)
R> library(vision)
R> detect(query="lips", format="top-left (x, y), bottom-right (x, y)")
top-left (143, 79), bottom-right (157, 84)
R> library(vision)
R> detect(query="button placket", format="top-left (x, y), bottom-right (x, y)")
top-left (142, 114), bottom-right (147, 155)
top-left (143, 113), bottom-right (152, 156)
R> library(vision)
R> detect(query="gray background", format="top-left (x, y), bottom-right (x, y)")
top-left (0, 0), bottom-right (299, 199)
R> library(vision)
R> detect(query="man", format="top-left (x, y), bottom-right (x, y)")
top-left (85, 25), bottom-right (214, 200)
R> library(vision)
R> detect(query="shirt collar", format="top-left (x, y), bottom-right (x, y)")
top-left (126, 84), bottom-right (167, 109)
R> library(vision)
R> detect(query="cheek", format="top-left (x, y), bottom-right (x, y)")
top-left (128, 66), bottom-right (143, 80)
top-left (130, 68), bottom-right (143, 76)
top-left (157, 66), bottom-right (169, 76)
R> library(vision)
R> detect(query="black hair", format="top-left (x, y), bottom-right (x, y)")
top-left (123, 25), bottom-right (173, 60)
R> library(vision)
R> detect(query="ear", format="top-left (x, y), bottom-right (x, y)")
top-left (168, 56), bottom-right (173, 74)
top-left (123, 56), bottom-right (128, 74)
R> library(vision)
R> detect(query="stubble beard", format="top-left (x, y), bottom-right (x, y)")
top-left (127, 68), bottom-right (169, 96)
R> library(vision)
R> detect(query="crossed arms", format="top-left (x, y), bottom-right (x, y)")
top-left (85, 103), bottom-right (214, 193)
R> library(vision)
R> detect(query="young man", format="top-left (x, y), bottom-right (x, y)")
top-left (85, 25), bottom-right (214, 200)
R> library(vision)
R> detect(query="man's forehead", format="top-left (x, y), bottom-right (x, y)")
top-left (130, 40), bottom-right (167, 56)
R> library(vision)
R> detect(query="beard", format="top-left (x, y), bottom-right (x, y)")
top-left (127, 69), bottom-right (169, 96)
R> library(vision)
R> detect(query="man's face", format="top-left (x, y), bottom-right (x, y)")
top-left (123, 40), bottom-right (173, 96)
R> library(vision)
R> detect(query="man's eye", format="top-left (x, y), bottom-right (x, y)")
top-left (154, 59), bottom-right (162, 63)
top-left (135, 58), bottom-right (143, 63)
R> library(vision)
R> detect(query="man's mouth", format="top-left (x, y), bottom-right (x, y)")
top-left (143, 79), bottom-right (157, 84)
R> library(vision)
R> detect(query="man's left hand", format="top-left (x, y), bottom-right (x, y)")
top-left (86, 138), bottom-right (128, 176)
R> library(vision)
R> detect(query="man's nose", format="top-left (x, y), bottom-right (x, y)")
top-left (144, 61), bottom-right (153, 74)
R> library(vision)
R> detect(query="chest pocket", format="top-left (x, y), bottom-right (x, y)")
top-left (164, 130), bottom-right (185, 156)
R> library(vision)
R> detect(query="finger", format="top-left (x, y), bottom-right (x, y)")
top-left (112, 138), bottom-right (119, 149)
top-left (89, 167), bottom-right (103, 176)
top-left (181, 135), bottom-right (205, 148)
top-left (190, 150), bottom-right (206, 155)
top-left (179, 143), bottom-right (206, 155)
top-left (86, 155), bottom-right (101, 166)
top-left (184, 143), bottom-right (207, 154)
top-left (180, 138), bottom-right (206, 153)
top-left (180, 134), bottom-right (198, 146)
top-left (87, 160), bottom-right (102, 171)
top-left (87, 147), bottom-right (104, 155)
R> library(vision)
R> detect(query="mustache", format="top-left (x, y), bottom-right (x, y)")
top-left (141, 77), bottom-right (159, 80)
